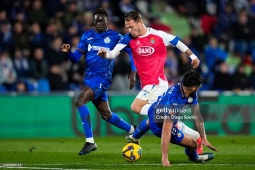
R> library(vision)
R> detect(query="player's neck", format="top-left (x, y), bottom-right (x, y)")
top-left (140, 25), bottom-right (148, 36)
top-left (95, 28), bottom-right (108, 33)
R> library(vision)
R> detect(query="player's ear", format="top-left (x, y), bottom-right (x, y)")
top-left (191, 86), bottom-right (197, 92)
top-left (138, 20), bottom-right (142, 26)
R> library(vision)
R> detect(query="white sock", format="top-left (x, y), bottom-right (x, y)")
top-left (177, 121), bottom-right (200, 139)
top-left (129, 125), bottom-right (135, 134)
top-left (86, 137), bottom-right (95, 143)
top-left (140, 104), bottom-right (151, 115)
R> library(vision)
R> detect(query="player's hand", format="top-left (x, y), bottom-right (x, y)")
top-left (61, 44), bottom-right (71, 53)
top-left (202, 138), bottom-right (218, 152)
top-left (191, 58), bottom-right (200, 68)
top-left (162, 157), bottom-right (171, 166)
top-left (128, 71), bottom-right (136, 90)
top-left (97, 49), bottom-right (107, 58)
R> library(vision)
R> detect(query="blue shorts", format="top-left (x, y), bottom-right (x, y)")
top-left (148, 103), bottom-right (184, 144)
top-left (84, 76), bottom-right (111, 100)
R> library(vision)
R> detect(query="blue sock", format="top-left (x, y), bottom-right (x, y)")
top-left (106, 112), bottom-right (131, 132)
top-left (78, 105), bottom-right (93, 138)
top-left (185, 148), bottom-right (198, 161)
top-left (132, 119), bottom-right (150, 139)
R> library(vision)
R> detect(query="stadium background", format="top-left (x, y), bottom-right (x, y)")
top-left (1, 0), bottom-right (255, 139)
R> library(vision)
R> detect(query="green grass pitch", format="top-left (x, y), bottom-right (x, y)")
top-left (0, 135), bottom-right (254, 170)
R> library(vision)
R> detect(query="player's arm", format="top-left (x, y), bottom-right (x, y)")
top-left (173, 38), bottom-right (199, 68)
top-left (124, 47), bottom-right (137, 90)
top-left (98, 34), bottom-right (131, 59)
top-left (182, 48), bottom-right (200, 69)
top-left (191, 104), bottom-right (218, 152)
top-left (161, 31), bottom-right (200, 68)
top-left (61, 34), bottom-right (88, 63)
top-left (61, 44), bottom-right (83, 63)
top-left (161, 117), bottom-right (173, 166)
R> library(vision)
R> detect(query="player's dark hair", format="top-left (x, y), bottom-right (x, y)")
top-left (93, 8), bottom-right (108, 17)
top-left (125, 10), bottom-right (142, 22)
top-left (183, 70), bottom-right (204, 87)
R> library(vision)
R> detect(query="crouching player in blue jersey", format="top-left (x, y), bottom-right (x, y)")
top-left (61, 8), bottom-right (137, 155)
top-left (128, 70), bottom-right (217, 166)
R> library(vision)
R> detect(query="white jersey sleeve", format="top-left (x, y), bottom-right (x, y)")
top-left (106, 43), bottom-right (126, 59)
top-left (105, 34), bottom-right (131, 59)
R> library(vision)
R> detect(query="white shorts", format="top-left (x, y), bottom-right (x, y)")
top-left (136, 78), bottom-right (168, 104)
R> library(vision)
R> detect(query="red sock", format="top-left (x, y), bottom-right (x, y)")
top-left (196, 137), bottom-right (203, 154)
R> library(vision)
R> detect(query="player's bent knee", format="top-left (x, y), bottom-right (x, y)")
top-left (75, 99), bottom-right (84, 108)
top-left (131, 104), bottom-right (141, 114)
top-left (100, 111), bottom-right (112, 120)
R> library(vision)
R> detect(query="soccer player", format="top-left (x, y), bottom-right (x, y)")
top-left (136, 70), bottom-right (217, 166)
top-left (98, 10), bottom-right (203, 153)
top-left (61, 8), bottom-right (137, 155)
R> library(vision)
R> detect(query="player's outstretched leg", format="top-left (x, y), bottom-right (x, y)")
top-left (105, 112), bottom-right (136, 134)
top-left (126, 119), bottom-right (150, 144)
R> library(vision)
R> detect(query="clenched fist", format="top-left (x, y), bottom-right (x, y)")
top-left (61, 44), bottom-right (71, 53)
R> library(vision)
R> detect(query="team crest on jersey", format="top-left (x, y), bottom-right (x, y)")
top-left (104, 37), bottom-right (111, 43)
top-left (150, 37), bottom-right (155, 44)
top-left (136, 46), bottom-right (155, 56)
top-left (188, 97), bottom-right (193, 103)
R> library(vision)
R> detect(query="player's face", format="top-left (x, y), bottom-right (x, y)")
top-left (125, 19), bottom-right (142, 37)
top-left (191, 85), bottom-right (201, 93)
top-left (94, 14), bottom-right (108, 33)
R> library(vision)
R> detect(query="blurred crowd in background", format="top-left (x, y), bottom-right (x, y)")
top-left (0, 0), bottom-right (255, 93)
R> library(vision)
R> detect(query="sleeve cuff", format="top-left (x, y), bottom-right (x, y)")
top-left (189, 54), bottom-right (197, 60)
